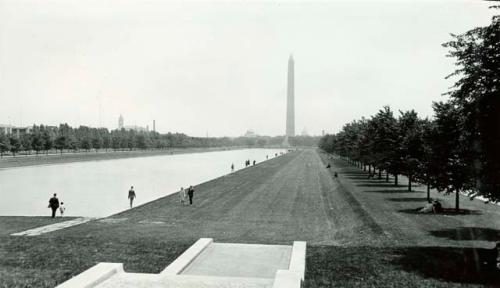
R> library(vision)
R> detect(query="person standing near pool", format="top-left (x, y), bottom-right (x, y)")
top-left (48, 193), bottom-right (59, 218)
top-left (187, 186), bottom-right (194, 205)
top-left (179, 187), bottom-right (186, 206)
top-left (128, 186), bottom-right (136, 208)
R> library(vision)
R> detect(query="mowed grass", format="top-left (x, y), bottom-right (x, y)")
top-left (1, 150), bottom-right (499, 287)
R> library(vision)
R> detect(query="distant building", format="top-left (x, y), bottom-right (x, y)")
top-left (301, 127), bottom-right (309, 136)
top-left (286, 55), bottom-right (295, 137)
top-left (117, 115), bottom-right (147, 132)
top-left (123, 125), bottom-right (148, 132)
top-left (0, 124), bottom-right (14, 134)
top-left (0, 124), bottom-right (33, 137)
top-left (118, 115), bottom-right (124, 129)
top-left (243, 130), bottom-right (258, 138)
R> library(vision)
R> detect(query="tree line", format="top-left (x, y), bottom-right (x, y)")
top-left (0, 124), bottom-right (319, 157)
top-left (319, 8), bottom-right (499, 208)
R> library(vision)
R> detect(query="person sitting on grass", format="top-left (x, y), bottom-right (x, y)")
top-left (432, 200), bottom-right (443, 213)
top-left (418, 200), bottom-right (443, 214)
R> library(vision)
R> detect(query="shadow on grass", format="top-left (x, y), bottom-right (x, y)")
top-left (430, 227), bottom-right (500, 241)
top-left (387, 197), bottom-right (430, 202)
top-left (305, 245), bottom-right (499, 287)
top-left (356, 183), bottom-right (407, 188)
top-left (345, 178), bottom-right (387, 184)
top-left (398, 208), bottom-right (482, 215)
top-left (393, 246), bottom-right (499, 286)
top-left (364, 189), bottom-right (423, 194)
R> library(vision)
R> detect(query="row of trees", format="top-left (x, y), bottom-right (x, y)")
top-left (319, 8), bottom-right (499, 208)
top-left (0, 124), bottom-right (319, 157)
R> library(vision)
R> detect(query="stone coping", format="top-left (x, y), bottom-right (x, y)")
top-left (56, 263), bottom-right (124, 288)
top-left (272, 270), bottom-right (302, 288)
top-left (160, 238), bottom-right (213, 275)
top-left (289, 241), bottom-right (307, 280)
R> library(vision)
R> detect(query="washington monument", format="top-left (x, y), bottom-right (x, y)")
top-left (286, 55), bottom-right (295, 137)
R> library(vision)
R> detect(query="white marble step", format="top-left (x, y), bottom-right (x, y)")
top-left (96, 273), bottom-right (274, 288)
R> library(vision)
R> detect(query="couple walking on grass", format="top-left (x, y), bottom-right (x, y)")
top-left (179, 186), bottom-right (195, 206)
top-left (48, 193), bottom-right (66, 218)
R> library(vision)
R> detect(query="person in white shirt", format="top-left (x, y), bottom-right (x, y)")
top-left (59, 202), bottom-right (66, 217)
top-left (179, 187), bottom-right (187, 206)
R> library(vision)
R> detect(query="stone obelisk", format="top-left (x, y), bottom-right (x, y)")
top-left (286, 55), bottom-right (295, 137)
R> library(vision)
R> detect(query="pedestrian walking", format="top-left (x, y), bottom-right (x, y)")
top-left (48, 193), bottom-right (59, 218)
top-left (179, 187), bottom-right (186, 206)
top-left (128, 186), bottom-right (136, 208)
top-left (253, 160), bottom-right (256, 165)
top-left (187, 186), bottom-right (194, 205)
top-left (231, 163), bottom-right (234, 172)
top-left (59, 202), bottom-right (66, 217)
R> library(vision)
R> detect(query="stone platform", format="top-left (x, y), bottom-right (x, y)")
top-left (57, 238), bottom-right (306, 288)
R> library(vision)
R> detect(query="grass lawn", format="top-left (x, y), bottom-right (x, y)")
top-left (0, 149), bottom-right (499, 287)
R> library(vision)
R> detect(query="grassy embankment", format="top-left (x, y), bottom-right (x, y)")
top-left (0, 149), bottom-right (499, 287)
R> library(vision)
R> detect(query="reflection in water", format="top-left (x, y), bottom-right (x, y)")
top-left (0, 149), bottom-right (286, 217)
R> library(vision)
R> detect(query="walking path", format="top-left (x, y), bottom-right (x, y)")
top-left (11, 217), bottom-right (96, 236)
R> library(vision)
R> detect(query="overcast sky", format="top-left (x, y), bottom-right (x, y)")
top-left (0, 0), bottom-right (496, 137)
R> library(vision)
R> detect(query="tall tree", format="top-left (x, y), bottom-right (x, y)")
top-left (443, 8), bottom-right (500, 202)
top-left (397, 110), bottom-right (424, 191)
top-left (415, 119), bottom-right (439, 202)
top-left (31, 126), bottom-right (44, 155)
top-left (0, 131), bottom-right (10, 157)
top-left (20, 133), bottom-right (32, 154)
top-left (54, 135), bottom-right (67, 154)
top-left (9, 136), bottom-right (21, 156)
top-left (371, 106), bottom-right (399, 185)
top-left (41, 129), bottom-right (53, 154)
top-left (431, 102), bottom-right (472, 211)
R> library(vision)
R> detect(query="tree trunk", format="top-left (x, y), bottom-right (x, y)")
top-left (378, 170), bottom-right (382, 179)
top-left (369, 165), bottom-right (372, 174)
top-left (394, 174), bottom-right (398, 186)
top-left (408, 174), bottom-right (412, 191)
top-left (386, 171), bottom-right (389, 182)
top-left (427, 182), bottom-right (430, 202)
top-left (455, 188), bottom-right (460, 212)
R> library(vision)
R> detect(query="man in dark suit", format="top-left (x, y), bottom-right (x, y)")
top-left (187, 186), bottom-right (194, 205)
top-left (48, 193), bottom-right (59, 218)
top-left (128, 186), bottom-right (136, 208)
